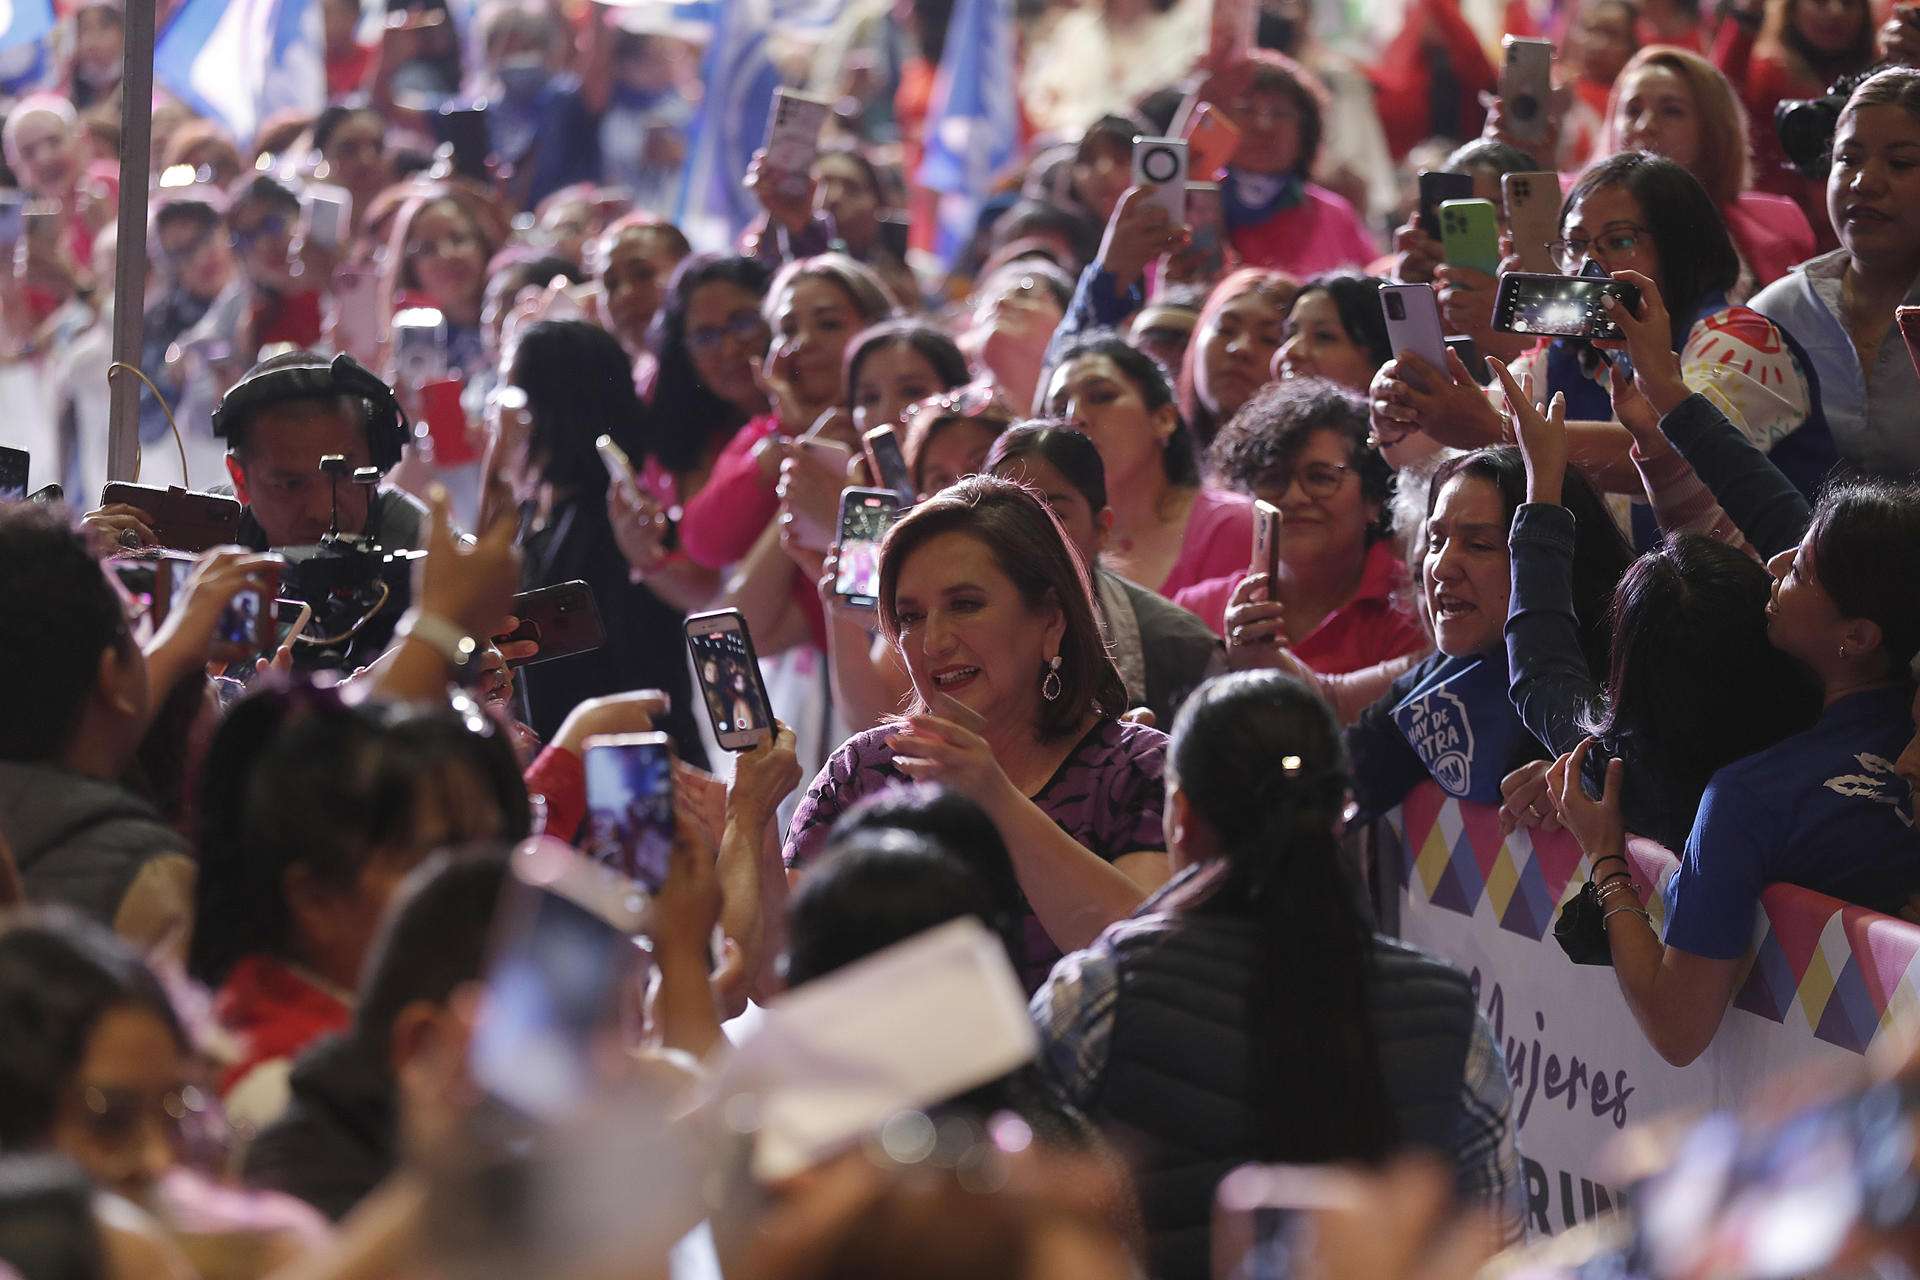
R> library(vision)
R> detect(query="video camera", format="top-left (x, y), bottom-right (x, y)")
top-left (277, 455), bottom-right (422, 669)
top-left (1775, 66), bottom-right (1884, 179)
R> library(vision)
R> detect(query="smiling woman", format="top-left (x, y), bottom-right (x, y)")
top-left (784, 476), bottom-right (1170, 989)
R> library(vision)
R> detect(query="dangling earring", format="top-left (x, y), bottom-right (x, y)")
top-left (1041, 654), bottom-right (1063, 702)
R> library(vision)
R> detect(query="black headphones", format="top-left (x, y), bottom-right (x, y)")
top-left (211, 352), bottom-right (411, 472)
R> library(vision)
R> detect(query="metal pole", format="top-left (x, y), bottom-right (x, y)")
top-left (104, 0), bottom-right (156, 483)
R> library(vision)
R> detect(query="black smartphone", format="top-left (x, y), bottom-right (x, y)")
top-left (434, 103), bottom-right (492, 182)
top-left (684, 608), bottom-right (773, 752)
top-left (835, 487), bottom-right (901, 610)
top-left (27, 483), bottom-right (61, 504)
top-left (1416, 170), bottom-right (1475, 239)
top-left (862, 424), bottom-right (917, 505)
top-left (503, 580), bottom-right (607, 667)
top-left (0, 446), bottom-right (26, 500)
top-left (583, 731), bottom-right (675, 894)
top-left (468, 838), bottom-right (647, 1119)
top-left (1491, 271), bottom-right (1642, 342)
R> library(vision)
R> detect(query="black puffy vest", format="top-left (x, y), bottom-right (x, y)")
top-left (1088, 916), bottom-right (1479, 1280)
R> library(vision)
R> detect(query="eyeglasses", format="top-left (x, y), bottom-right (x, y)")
top-left (74, 1083), bottom-right (213, 1149)
top-left (900, 382), bottom-right (1011, 427)
top-left (1549, 224), bottom-right (1651, 272)
top-left (687, 309), bottom-right (769, 354)
top-left (1274, 461), bottom-right (1353, 499)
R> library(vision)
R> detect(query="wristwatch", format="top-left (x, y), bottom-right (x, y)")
top-left (397, 608), bottom-right (480, 671)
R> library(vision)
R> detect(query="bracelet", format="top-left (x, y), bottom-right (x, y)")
top-left (396, 608), bottom-right (479, 670)
top-left (1591, 853), bottom-right (1628, 876)
top-left (1595, 869), bottom-right (1633, 891)
top-left (1603, 903), bottom-right (1653, 928)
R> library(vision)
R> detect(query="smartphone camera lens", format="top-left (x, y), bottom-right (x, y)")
top-left (1140, 146), bottom-right (1181, 183)
top-left (1385, 293), bottom-right (1405, 321)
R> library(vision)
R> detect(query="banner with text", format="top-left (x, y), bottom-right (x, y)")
top-left (1378, 782), bottom-right (1920, 1238)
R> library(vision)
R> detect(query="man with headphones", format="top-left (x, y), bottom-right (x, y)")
top-left (212, 349), bottom-right (427, 553)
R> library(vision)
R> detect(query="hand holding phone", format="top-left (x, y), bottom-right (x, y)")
top-left (1491, 271), bottom-right (1641, 341)
top-left (685, 609), bottom-right (774, 751)
top-left (1379, 284), bottom-right (1450, 371)
top-left (763, 89), bottom-right (832, 200)
top-left (834, 488), bottom-right (902, 609)
top-left (583, 732), bottom-right (676, 893)
top-left (501, 580), bottom-right (607, 668)
top-left (860, 426), bottom-right (916, 505)
top-left (1132, 137), bottom-right (1190, 225)
top-left (1498, 37), bottom-right (1557, 148)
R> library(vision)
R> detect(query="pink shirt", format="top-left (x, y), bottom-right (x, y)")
top-left (1173, 539), bottom-right (1428, 676)
top-left (1227, 185), bottom-right (1378, 278)
top-left (677, 413), bottom-right (781, 570)
top-left (1159, 489), bottom-right (1256, 600)
top-left (1723, 191), bottom-right (1815, 294)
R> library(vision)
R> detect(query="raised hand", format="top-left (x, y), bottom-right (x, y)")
top-left (1486, 355), bottom-right (1566, 505)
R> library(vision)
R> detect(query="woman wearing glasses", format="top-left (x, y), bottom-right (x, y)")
top-left (1371, 152), bottom-right (1830, 530)
top-left (1183, 380), bottom-right (1427, 681)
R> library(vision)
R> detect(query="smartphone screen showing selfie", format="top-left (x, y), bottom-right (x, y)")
top-left (685, 609), bottom-right (773, 752)
top-left (835, 488), bottom-right (900, 609)
top-left (217, 588), bottom-right (267, 653)
top-left (583, 733), bottom-right (675, 894)
top-left (471, 839), bottom-right (646, 1120)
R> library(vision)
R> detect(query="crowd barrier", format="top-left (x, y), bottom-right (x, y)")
top-left (1373, 782), bottom-right (1920, 1236)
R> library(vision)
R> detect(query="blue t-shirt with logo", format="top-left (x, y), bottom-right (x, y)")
top-left (1350, 649), bottom-right (1540, 819)
top-left (1664, 686), bottom-right (1920, 960)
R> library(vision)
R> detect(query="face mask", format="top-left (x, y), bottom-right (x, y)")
top-left (496, 57), bottom-right (547, 101)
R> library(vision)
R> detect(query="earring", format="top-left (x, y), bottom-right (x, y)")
top-left (1041, 654), bottom-right (1063, 702)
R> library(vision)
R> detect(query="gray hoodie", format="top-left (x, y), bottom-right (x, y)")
top-left (0, 761), bottom-right (191, 927)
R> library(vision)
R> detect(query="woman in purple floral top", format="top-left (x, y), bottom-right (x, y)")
top-left (784, 476), bottom-right (1171, 985)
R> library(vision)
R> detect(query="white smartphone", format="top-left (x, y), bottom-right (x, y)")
top-left (764, 88), bottom-right (833, 196)
top-left (1500, 37), bottom-right (1556, 148)
top-left (301, 183), bottom-right (352, 251)
top-left (389, 305), bottom-right (449, 396)
top-left (684, 608), bottom-right (774, 752)
top-left (1379, 283), bottom-right (1450, 371)
top-left (1132, 136), bottom-right (1190, 224)
top-left (469, 837), bottom-right (649, 1120)
top-left (270, 598), bottom-right (312, 653)
top-left (1251, 499), bottom-right (1281, 586)
top-left (596, 433), bottom-right (643, 504)
top-left (1502, 170), bottom-right (1563, 276)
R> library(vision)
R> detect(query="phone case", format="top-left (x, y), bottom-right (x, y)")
top-left (1502, 171), bottom-right (1562, 275)
top-left (685, 609), bottom-right (773, 751)
top-left (1500, 37), bottom-right (1556, 147)
top-left (505, 580), bottom-right (607, 668)
top-left (418, 378), bottom-right (479, 466)
top-left (1379, 284), bottom-right (1450, 371)
top-left (1251, 500), bottom-right (1281, 583)
top-left (862, 426), bottom-right (915, 504)
top-left (1438, 199), bottom-right (1502, 276)
top-left (98, 484), bottom-right (243, 553)
top-left (1417, 170), bottom-right (1475, 238)
top-left (1184, 104), bottom-right (1242, 178)
top-left (1132, 137), bottom-right (1189, 224)
top-left (765, 89), bottom-right (832, 189)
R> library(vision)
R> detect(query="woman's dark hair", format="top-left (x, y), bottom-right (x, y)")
top-left (1805, 478), bottom-right (1920, 677)
top-left (353, 847), bottom-right (509, 1064)
top-left (1561, 151), bottom-right (1738, 333)
top-left (1049, 331), bottom-right (1200, 487)
top-left (812, 145), bottom-right (889, 204)
top-left (1429, 447), bottom-right (1633, 672)
top-left (1291, 272), bottom-right (1394, 372)
top-left (1075, 113), bottom-right (1148, 166)
top-left (0, 912), bottom-right (186, 1148)
top-left (830, 783), bottom-right (1024, 922)
top-left (0, 503), bottom-right (128, 764)
top-left (1207, 379), bottom-right (1393, 543)
top-left (878, 476), bottom-right (1128, 738)
top-left (844, 319), bottom-right (971, 411)
top-left (510, 319), bottom-right (648, 500)
top-left (985, 421), bottom-right (1109, 513)
top-left (309, 102), bottom-right (383, 156)
top-left (1441, 138), bottom-right (1540, 176)
top-left (646, 253), bottom-right (772, 473)
top-left (1584, 535), bottom-right (1821, 813)
top-left (1161, 671), bottom-right (1394, 1162)
top-left (783, 832), bottom-right (1024, 987)
top-left (1201, 50), bottom-right (1328, 177)
top-left (1776, 0), bottom-right (1874, 87)
top-left (1178, 268), bottom-right (1300, 445)
top-left (189, 690), bottom-right (531, 988)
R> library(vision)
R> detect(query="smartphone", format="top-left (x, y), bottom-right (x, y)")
top-left (1185, 102), bottom-right (1242, 178)
top-left (469, 836), bottom-right (648, 1119)
top-left (0, 445), bottom-right (26, 500)
top-left (330, 267), bottom-right (385, 366)
top-left (22, 203), bottom-right (59, 248)
top-left (1211, 1165), bottom-right (1324, 1280)
top-left (583, 732), bottom-right (675, 894)
top-left (433, 103), bottom-right (492, 183)
top-left (148, 552), bottom-right (196, 621)
top-left (1379, 283), bottom-right (1450, 371)
top-left (685, 608), bottom-right (774, 752)
top-left (0, 190), bottom-right (24, 249)
top-left (270, 598), bottom-right (312, 652)
top-left (98, 483), bottom-right (243, 553)
top-left (764, 88), bottom-right (833, 197)
top-left (502, 580), bottom-right (607, 668)
top-left (1502, 170), bottom-right (1562, 275)
top-left (1437, 198), bottom-right (1502, 276)
top-left (1133, 136), bottom-right (1189, 224)
top-left (835, 487), bottom-right (901, 609)
top-left (1895, 305), bottom-right (1920, 382)
top-left (416, 377), bottom-right (479, 466)
top-left (861, 425), bottom-right (916, 505)
top-left (797, 435), bottom-right (854, 473)
top-left (1186, 181), bottom-right (1225, 264)
top-left (1251, 499), bottom-right (1280, 588)
top-left (1500, 36), bottom-right (1557, 148)
top-left (301, 182), bottom-right (352, 251)
top-left (1492, 271), bottom-right (1641, 341)
top-left (596, 432), bottom-right (643, 504)
top-left (215, 585), bottom-right (270, 653)
top-left (1416, 170), bottom-right (1474, 239)
top-left (27, 483), bottom-right (61, 504)
top-left (390, 306), bottom-right (449, 394)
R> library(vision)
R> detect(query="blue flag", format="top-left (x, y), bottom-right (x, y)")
top-left (675, 0), bottom-right (785, 252)
top-left (0, 0), bottom-right (53, 53)
top-left (155, 0), bottom-right (324, 147)
top-left (916, 0), bottom-right (1018, 265)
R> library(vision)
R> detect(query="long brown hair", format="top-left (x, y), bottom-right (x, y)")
top-left (876, 476), bottom-right (1126, 739)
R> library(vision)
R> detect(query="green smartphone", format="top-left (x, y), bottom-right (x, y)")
top-left (1438, 198), bottom-right (1503, 277)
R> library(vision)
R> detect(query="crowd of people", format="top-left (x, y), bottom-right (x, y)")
top-left (4, 0), bottom-right (1920, 1275)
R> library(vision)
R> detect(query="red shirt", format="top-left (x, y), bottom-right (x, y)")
top-left (1226, 185), bottom-right (1378, 278)
top-left (213, 955), bottom-right (351, 1097)
top-left (1173, 539), bottom-right (1428, 675)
